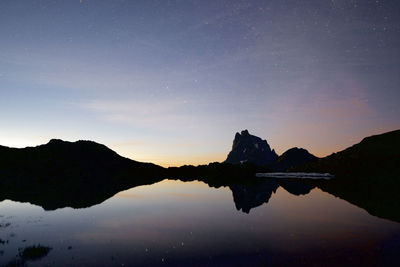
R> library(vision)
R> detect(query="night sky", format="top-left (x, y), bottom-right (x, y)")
top-left (1, 0), bottom-right (399, 166)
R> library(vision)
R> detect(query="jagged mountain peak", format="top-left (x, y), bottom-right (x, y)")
top-left (225, 130), bottom-right (278, 166)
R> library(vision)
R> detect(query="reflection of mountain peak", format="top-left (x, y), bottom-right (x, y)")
top-left (230, 180), bottom-right (279, 213)
top-left (229, 180), bottom-right (315, 213)
top-left (225, 130), bottom-right (278, 166)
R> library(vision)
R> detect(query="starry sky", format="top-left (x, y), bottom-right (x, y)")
top-left (1, 0), bottom-right (399, 166)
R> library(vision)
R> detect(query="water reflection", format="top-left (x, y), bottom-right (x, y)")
top-left (0, 176), bottom-right (163, 211)
top-left (230, 179), bottom-right (316, 213)
top-left (1, 173), bottom-right (399, 224)
top-left (0, 180), bottom-right (400, 266)
top-left (0, 179), bottom-right (399, 266)
top-left (230, 180), bottom-right (278, 213)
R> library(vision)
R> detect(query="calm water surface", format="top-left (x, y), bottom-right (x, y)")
top-left (1, 179), bottom-right (399, 266)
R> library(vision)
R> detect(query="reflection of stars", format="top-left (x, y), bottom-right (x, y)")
top-left (80, 0), bottom-right (83, 4)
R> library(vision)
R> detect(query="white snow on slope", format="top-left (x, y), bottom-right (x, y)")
top-left (256, 172), bottom-right (334, 180)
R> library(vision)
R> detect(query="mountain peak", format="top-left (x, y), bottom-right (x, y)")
top-left (225, 130), bottom-right (278, 166)
top-left (270, 147), bottom-right (318, 171)
top-left (48, 138), bottom-right (65, 144)
top-left (47, 139), bottom-right (104, 148)
top-left (241, 129), bottom-right (250, 136)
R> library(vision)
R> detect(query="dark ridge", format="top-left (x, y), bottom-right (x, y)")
top-left (0, 139), bottom-right (165, 210)
top-left (0, 138), bottom-right (164, 178)
top-left (269, 147), bottom-right (319, 171)
top-left (292, 129), bottom-right (400, 177)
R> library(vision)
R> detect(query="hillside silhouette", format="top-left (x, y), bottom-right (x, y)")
top-left (0, 139), bottom-right (165, 209)
top-left (0, 130), bottom-right (399, 222)
top-left (292, 129), bottom-right (400, 177)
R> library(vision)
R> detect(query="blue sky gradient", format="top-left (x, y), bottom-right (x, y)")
top-left (1, 0), bottom-right (399, 166)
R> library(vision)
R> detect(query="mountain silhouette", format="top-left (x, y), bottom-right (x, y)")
top-left (289, 129), bottom-right (400, 222)
top-left (0, 139), bottom-right (164, 180)
top-left (0, 130), bottom-right (399, 222)
top-left (225, 130), bottom-right (278, 165)
top-left (0, 139), bottom-right (164, 210)
top-left (292, 129), bottom-right (400, 176)
top-left (269, 147), bottom-right (319, 171)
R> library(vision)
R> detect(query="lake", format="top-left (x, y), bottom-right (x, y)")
top-left (1, 179), bottom-right (400, 266)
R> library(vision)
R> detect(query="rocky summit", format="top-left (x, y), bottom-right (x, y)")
top-left (225, 130), bottom-right (278, 166)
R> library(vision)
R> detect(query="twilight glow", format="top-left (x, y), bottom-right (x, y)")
top-left (1, 0), bottom-right (399, 166)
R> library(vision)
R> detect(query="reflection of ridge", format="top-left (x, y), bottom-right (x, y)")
top-left (2, 170), bottom-right (399, 223)
top-left (277, 180), bottom-right (315, 196)
top-left (311, 177), bottom-right (400, 223)
top-left (0, 177), bottom-right (163, 211)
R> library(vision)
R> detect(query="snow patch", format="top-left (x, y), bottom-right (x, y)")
top-left (256, 172), bottom-right (334, 180)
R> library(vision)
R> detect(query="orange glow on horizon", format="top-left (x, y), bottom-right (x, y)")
top-left (1, 125), bottom-right (399, 168)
